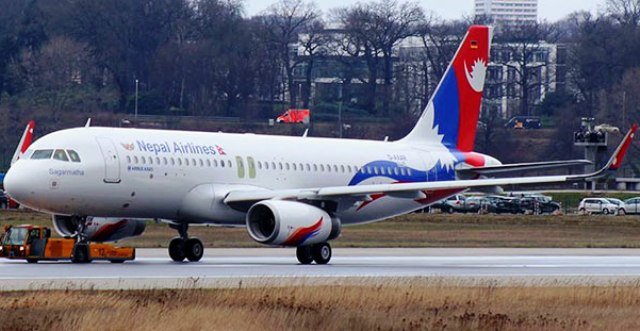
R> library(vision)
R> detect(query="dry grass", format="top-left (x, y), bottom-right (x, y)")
top-left (4, 209), bottom-right (640, 248)
top-left (1, 285), bottom-right (640, 330)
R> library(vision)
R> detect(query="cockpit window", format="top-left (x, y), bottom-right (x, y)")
top-left (67, 150), bottom-right (81, 163)
top-left (31, 150), bottom-right (53, 160)
top-left (53, 149), bottom-right (69, 162)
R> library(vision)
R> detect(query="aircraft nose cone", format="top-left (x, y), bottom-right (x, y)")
top-left (4, 166), bottom-right (29, 204)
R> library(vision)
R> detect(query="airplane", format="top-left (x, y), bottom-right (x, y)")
top-left (3, 25), bottom-right (637, 264)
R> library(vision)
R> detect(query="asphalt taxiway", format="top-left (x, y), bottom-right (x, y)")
top-left (2, 248), bottom-right (640, 290)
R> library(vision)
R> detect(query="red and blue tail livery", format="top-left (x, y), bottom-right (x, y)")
top-left (402, 25), bottom-right (492, 153)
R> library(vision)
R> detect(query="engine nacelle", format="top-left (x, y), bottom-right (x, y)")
top-left (246, 200), bottom-right (341, 247)
top-left (52, 215), bottom-right (146, 242)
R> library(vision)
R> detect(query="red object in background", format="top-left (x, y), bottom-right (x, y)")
top-left (276, 109), bottom-right (310, 123)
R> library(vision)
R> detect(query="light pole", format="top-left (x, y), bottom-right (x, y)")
top-left (134, 79), bottom-right (139, 121)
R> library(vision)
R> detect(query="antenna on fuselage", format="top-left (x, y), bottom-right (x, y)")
top-left (85, 118), bottom-right (92, 127)
top-left (302, 129), bottom-right (309, 137)
top-left (384, 136), bottom-right (389, 142)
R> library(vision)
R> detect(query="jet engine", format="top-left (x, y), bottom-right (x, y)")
top-left (246, 200), bottom-right (341, 246)
top-left (52, 215), bottom-right (146, 242)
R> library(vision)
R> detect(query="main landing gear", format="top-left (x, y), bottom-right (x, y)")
top-left (168, 223), bottom-right (203, 262)
top-left (296, 242), bottom-right (332, 265)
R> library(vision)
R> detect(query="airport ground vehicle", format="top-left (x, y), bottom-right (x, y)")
top-left (276, 109), bottom-right (310, 123)
top-left (578, 198), bottom-right (624, 215)
top-left (0, 224), bottom-right (135, 263)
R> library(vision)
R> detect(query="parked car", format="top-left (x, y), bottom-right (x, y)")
top-left (605, 198), bottom-right (627, 215)
top-left (464, 196), bottom-right (493, 213)
top-left (505, 116), bottom-right (541, 129)
top-left (485, 196), bottom-right (524, 214)
top-left (624, 197), bottom-right (640, 214)
top-left (578, 198), bottom-right (623, 215)
top-left (433, 194), bottom-right (465, 213)
top-left (518, 197), bottom-right (561, 214)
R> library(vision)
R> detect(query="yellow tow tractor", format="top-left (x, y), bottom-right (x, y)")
top-left (0, 224), bottom-right (135, 263)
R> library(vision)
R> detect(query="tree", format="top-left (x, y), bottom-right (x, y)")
top-left (263, 0), bottom-right (320, 108)
top-left (494, 22), bottom-right (559, 116)
top-left (338, 1), bottom-right (424, 116)
top-left (68, 0), bottom-right (190, 112)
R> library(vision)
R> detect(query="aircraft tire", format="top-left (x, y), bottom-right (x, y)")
top-left (185, 238), bottom-right (204, 262)
top-left (296, 246), bottom-right (313, 265)
top-left (169, 237), bottom-right (186, 262)
top-left (71, 243), bottom-right (91, 264)
top-left (311, 242), bottom-right (331, 265)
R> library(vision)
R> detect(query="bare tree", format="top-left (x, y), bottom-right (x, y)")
top-left (263, 0), bottom-right (319, 108)
top-left (495, 22), bottom-right (560, 116)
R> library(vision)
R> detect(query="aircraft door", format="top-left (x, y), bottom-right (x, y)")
top-left (96, 137), bottom-right (121, 183)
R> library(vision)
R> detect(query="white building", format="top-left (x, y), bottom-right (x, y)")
top-left (474, 0), bottom-right (538, 24)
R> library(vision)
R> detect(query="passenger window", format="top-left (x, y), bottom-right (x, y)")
top-left (320, 164), bottom-right (325, 172)
top-left (257, 161), bottom-right (262, 170)
top-left (178, 158), bottom-right (182, 166)
top-left (67, 150), bottom-right (81, 162)
top-left (164, 157), bottom-right (168, 165)
top-left (193, 158), bottom-right (197, 166)
top-left (299, 163), bottom-right (304, 171)
top-left (265, 162), bottom-right (269, 170)
top-left (313, 164), bottom-right (318, 172)
top-left (306, 164), bottom-right (311, 171)
top-left (53, 149), bottom-right (69, 162)
top-left (206, 159), bottom-right (211, 167)
top-left (347, 166), bottom-right (352, 173)
top-left (31, 149), bottom-right (53, 160)
top-left (340, 165), bottom-right (345, 173)
top-left (279, 162), bottom-right (283, 170)
top-left (170, 158), bottom-right (175, 166)
top-left (185, 158), bottom-right (189, 166)
top-left (380, 167), bottom-right (386, 175)
top-left (156, 157), bottom-right (161, 165)
top-left (213, 159), bottom-right (218, 167)
top-left (148, 157), bottom-right (153, 165)
top-left (285, 163), bottom-right (290, 171)
top-left (199, 159), bottom-right (204, 167)
top-left (227, 160), bottom-right (232, 168)
top-left (292, 163), bottom-right (297, 171)
top-left (126, 156), bottom-right (132, 164)
top-left (271, 162), bottom-right (276, 170)
top-left (220, 160), bottom-right (225, 168)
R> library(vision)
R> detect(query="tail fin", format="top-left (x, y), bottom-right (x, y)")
top-left (11, 120), bottom-right (34, 165)
top-left (401, 25), bottom-right (492, 152)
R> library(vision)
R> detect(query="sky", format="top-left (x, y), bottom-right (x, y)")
top-left (243, 0), bottom-right (606, 22)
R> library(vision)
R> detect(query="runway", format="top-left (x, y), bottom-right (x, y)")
top-left (3, 248), bottom-right (640, 290)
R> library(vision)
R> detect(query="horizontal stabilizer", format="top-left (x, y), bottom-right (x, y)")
top-left (456, 160), bottom-right (592, 176)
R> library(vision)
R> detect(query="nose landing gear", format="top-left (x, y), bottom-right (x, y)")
top-left (168, 223), bottom-right (203, 262)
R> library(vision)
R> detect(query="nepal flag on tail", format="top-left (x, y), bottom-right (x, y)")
top-left (402, 25), bottom-right (492, 154)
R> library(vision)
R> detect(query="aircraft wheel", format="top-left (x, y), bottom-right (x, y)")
top-left (296, 246), bottom-right (313, 265)
top-left (71, 243), bottom-right (91, 264)
top-left (169, 237), bottom-right (186, 262)
top-left (185, 238), bottom-right (204, 262)
top-left (26, 259), bottom-right (38, 264)
top-left (311, 242), bottom-right (332, 265)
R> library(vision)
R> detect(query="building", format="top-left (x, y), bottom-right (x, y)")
top-left (474, 0), bottom-right (538, 24)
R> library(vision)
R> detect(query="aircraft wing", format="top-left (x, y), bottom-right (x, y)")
top-left (455, 159), bottom-right (591, 176)
top-left (224, 124), bottom-right (637, 204)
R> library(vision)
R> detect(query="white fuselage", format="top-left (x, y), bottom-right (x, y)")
top-left (5, 127), bottom-right (496, 227)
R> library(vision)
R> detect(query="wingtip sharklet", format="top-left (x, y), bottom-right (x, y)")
top-left (578, 123), bottom-right (637, 181)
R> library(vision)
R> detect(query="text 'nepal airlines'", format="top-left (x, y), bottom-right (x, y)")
top-left (4, 26), bottom-right (637, 264)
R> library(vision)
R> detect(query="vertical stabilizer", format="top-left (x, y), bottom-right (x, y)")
top-left (401, 25), bottom-right (492, 152)
top-left (11, 120), bottom-right (35, 165)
